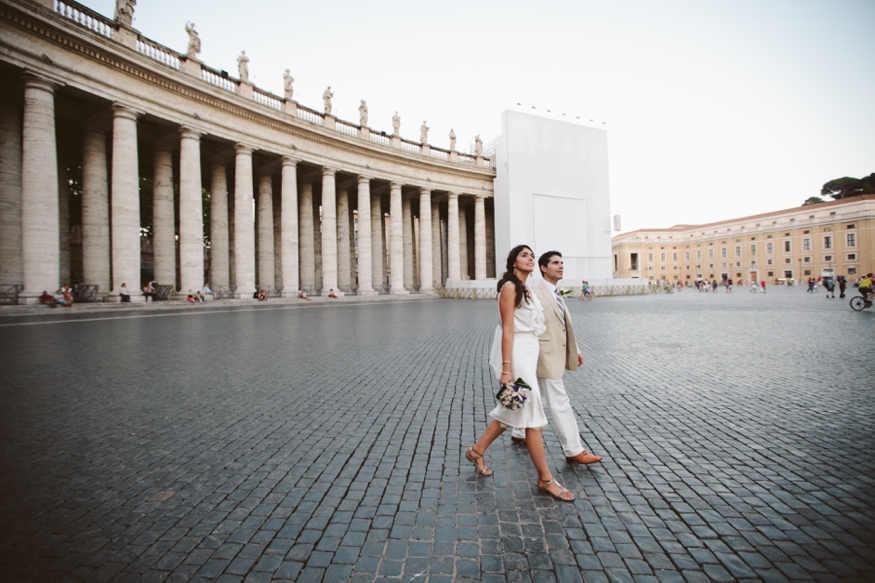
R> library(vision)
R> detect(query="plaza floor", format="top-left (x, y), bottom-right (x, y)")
top-left (0, 286), bottom-right (873, 582)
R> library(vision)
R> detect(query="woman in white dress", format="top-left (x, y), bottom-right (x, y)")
top-left (465, 244), bottom-right (574, 501)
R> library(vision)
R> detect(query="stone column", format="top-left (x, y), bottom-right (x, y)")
top-left (418, 188), bottom-right (434, 292)
top-left (389, 182), bottom-right (406, 294)
top-left (233, 144), bottom-right (255, 297)
top-left (0, 96), bottom-right (23, 284)
top-left (299, 181), bottom-right (315, 293)
top-left (447, 192), bottom-right (460, 281)
top-left (370, 190), bottom-right (383, 292)
top-left (20, 75), bottom-right (59, 300)
top-left (459, 204), bottom-right (469, 279)
top-left (313, 196), bottom-right (322, 292)
top-left (110, 103), bottom-right (141, 300)
top-left (320, 167), bottom-right (340, 296)
top-left (57, 158), bottom-right (70, 286)
top-left (337, 187), bottom-right (351, 292)
top-left (273, 184), bottom-right (282, 288)
top-left (152, 146), bottom-right (175, 287)
top-left (209, 161), bottom-right (230, 288)
top-left (402, 198), bottom-right (414, 290)
top-left (256, 173), bottom-right (274, 291)
top-left (432, 200), bottom-right (441, 288)
top-left (485, 202), bottom-right (496, 278)
top-left (280, 157), bottom-right (299, 296)
top-left (179, 127), bottom-right (204, 295)
top-left (356, 176), bottom-right (374, 295)
top-left (81, 127), bottom-right (110, 295)
top-left (474, 195), bottom-right (487, 280)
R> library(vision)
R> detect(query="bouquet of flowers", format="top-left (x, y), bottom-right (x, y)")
top-left (495, 378), bottom-right (532, 410)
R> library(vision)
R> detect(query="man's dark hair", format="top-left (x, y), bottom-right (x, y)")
top-left (538, 250), bottom-right (562, 274)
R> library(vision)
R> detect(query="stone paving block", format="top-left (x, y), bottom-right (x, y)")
top-left (1, 291), bottom-right (873, 581)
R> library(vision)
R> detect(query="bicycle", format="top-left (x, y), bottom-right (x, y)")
top-left (850, 295), bottom-right (873, 311)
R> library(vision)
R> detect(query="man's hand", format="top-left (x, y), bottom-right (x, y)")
top-left (577, 353), bottom-right (584, 367)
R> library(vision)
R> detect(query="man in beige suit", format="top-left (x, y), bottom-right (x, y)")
top-left (511, 251), bottom-right (603, 464)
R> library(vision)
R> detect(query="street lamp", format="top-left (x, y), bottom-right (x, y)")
top-left (798, 257), bottom-right (802, 289)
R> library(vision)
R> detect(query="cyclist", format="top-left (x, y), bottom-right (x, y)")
top-left (859, 273), bottom-right (874, 306)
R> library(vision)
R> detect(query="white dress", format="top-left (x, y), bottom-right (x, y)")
top-left (488, 283), bottom-right (549, 429)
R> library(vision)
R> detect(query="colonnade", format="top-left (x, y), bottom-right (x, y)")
top-left (0, 73), bottom-right (495, 302)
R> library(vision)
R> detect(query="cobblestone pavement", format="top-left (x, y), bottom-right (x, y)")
top-left (1, 286), bottom-right (873, 582)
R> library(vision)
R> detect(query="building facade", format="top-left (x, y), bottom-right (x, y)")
top-left (612, 195), bottom-right (875, 284)
top-left (0, 0), bottom-right (497, 302)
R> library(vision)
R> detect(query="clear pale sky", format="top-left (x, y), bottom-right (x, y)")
top-left (89, 0), bottom-right (875, 234)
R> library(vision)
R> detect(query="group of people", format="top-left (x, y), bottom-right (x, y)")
top-left (38, 285), bottom-right (73, 308)
top-left (465, 245), bottom-right (603, 502)
top-left (579, 280), bottom-right (592, 300)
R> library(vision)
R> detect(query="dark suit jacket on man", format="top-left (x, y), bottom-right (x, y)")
top-left (534, 281), bottom-right (579, 379)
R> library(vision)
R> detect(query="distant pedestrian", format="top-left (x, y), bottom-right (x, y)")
top-left (761, 280), bottom-right (767, 294)
top-left (838, 275), bottom-right (847, 298)
top-left (823, 277), bottom-right (835, 299)
top-left (119, 283), bottom-right (131, 302)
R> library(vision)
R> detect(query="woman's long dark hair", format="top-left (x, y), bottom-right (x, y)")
top-left (496, 244), bottom-right (533, 308)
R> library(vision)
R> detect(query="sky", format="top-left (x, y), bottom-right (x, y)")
top-left (87, 0), bottom-right (875, 234)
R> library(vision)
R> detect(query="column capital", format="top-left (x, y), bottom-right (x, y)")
top-left (357, 175), bottom-right (372, 185)
top-left (111, 103), bottom-right (140, 121)
top-left (322, 166), bottom-right (337, 177)
top-left (234, 143), bottom-right (254, 156)
top-left (179, 126), bottom-right (203, 140)
top-left (420, 187), bottom-right (431, 195)
top-left (390, 181), bottom-right (403, 190)
top-left (475, 194), bottom-right (486, 202)
top-left (447, 191), bottom-right (460, 200)
top-left (21, 71), bottom-right (59, 92)
top-left (282, 156), bottom-right (299, 167)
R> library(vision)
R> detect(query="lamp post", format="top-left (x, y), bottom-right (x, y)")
top-left (798, 257), bottom-right (802, 290)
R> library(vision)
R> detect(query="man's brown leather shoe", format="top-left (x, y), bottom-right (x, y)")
top-left (566, 450), bottom-right (602, 464)
top-left (511, 436), bottom-right (527, 445)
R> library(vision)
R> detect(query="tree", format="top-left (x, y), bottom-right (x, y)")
top-left (802, 196), bottom-right (824, 206)
top-left (821, 173), bottom-right (875, 199)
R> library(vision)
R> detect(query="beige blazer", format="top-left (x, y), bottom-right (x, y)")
top-left (535, 281), bottom-right (580, 379)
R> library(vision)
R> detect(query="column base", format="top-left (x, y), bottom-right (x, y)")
top-left (390, 289), bottom-right (410, 295)
top-left (357, 289), bottom-right (379, 296)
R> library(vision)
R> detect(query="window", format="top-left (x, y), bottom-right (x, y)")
top-left (823, 235), bottom-right (833, 249)
top-left (648, 253), bottom-right (654, 262)
top-left (721, 248), bottom-right (727, 258)
top-left (783, 270), bottom-right (793, 278)
top-left (803, 238), bottom-right (811, 251)
top-left (803, 257), bottom-right (811, 263)
top-left (784, 240), bottom-right (791, 253)
top-left (847, 233), bottom-right (856, 247)
top-left (767, 259), bottom-right (774, 265)
top-left (848, 253), bottom-right (856, 261)
top-left (766, 242), bottom-right (773, 254)
top-left (784, 258), bottom-right (791, 264)
top-left (824, 255), bottom-right (833, 262)
top-left (660, 266), bottom-right (666, 271)
top-left (672, 252), bottom-right (678, 261)
top-left (708, 249), bottom-right (714, 259)
top-left (660, 252), bottom-right (666, 262)
top-left (804, 269), bottom-right (811, 276)
top-left (735, 246), bottom-right (741, 257)
top-left (849, 267), bottom-right (857, 275)
top-left (685, 251), bottom-right (690, 261)
top-left (696, 250), bottom-right (702, 260)
top-left (614, 254), bottom-right (618, 271)
top-left (630, 253), bottom-right (639, 270)
top-left (750, 244), bottom-right (757, 255)
top-left (767, 271), bottom-right (774, 277)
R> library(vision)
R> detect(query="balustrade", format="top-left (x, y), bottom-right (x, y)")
top-left (369, 133), bottom-right (390, 146)
top-left (55, 0), bottom-right (114, 39)
top-left (201, 67), bottom-right (238, 93)
top-left (400, 140), bottom-right (420, 154)
top-left (335, 119), bottom-right (358, 137)
top-left (136, 38), bottom-right (181, 70)
top-left (429, 148), bottom-right (449, 161)
top-left (252, 88), bottom-right (282, 111)
top-left (297, 105), bottom-right (324, 125)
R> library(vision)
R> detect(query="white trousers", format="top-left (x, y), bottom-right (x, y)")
top-left (512, 376), bottom-right (584, 457)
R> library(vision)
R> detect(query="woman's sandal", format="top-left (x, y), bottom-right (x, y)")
top-left (538, 478), bottom-right (574, 501)
top-left (465, 447), bottom-right (493, 476)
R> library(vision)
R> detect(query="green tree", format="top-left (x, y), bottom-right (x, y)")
top-left (821, 173), bottom-right (875, 199)
top-left (802, 196), bottom-right (824, 206)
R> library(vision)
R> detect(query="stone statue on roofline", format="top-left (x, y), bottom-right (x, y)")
top-left (392, 111), bottom-right (400, 136)
top-left (475, 134), bottom-right (483, 157)
top-left (449, 129), bottom-right (456, 151)
top-left (323, 86), bottom-right (334, 115)
top-left (359, 100), bottom-right (368, 127)
top-left (185, 22), bottom-right (200, 58)
top-left (283, 70), bottom-right (294, 100)
top-left (420, 121), bottom-right (429, 144)
top-left (114, 0), bottom-right (135, 26)
top-left (237, 51), bottom-right (249, 82)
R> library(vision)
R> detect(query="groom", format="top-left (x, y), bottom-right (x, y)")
top-left (511, 251), bottom-right (603, 465)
